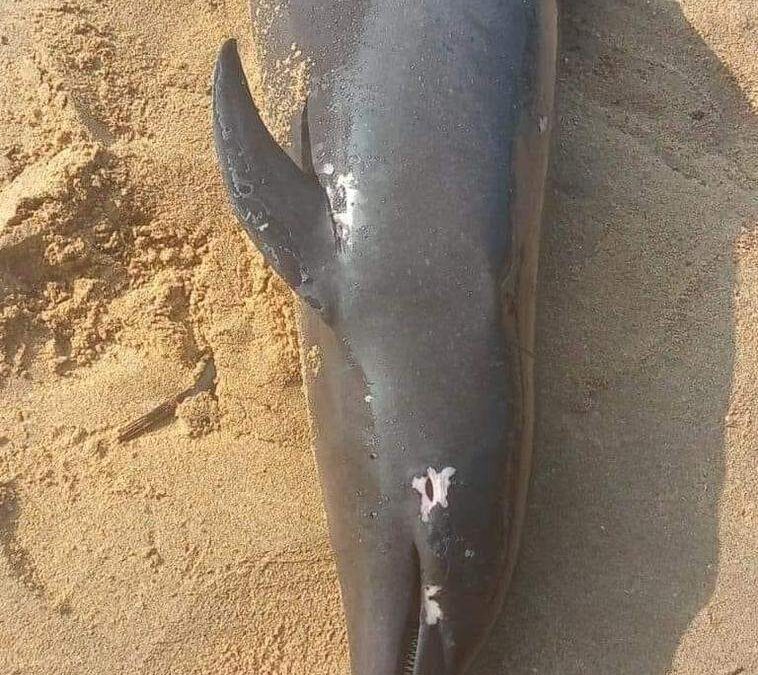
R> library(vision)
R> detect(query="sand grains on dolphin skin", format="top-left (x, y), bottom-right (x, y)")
top-left (412, 466), bottom-right (456, 523)
top-left (423, 585), bottom-right (444, 625)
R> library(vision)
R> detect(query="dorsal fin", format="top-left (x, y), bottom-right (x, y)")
top-left (212, 39), bottom-right (333, 312)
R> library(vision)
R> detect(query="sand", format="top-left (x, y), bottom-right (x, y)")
top-left (0, 1), bottom-right (755, 674)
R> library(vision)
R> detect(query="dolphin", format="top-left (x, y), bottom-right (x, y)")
top-left (211, 1), bottom-right (557, 672)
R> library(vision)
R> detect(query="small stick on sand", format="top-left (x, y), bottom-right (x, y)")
top-left (117, 354), bottom-right (217, 443)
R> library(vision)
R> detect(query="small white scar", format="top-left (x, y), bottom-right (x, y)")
top-left (364, 394), bottom-right (373, 403)
top-left (321, 162), bottom-right (335, 175)
top-left (325, 171), bottom-right (360, 249)
top-left (412, 466), bottom-right (456, 523)
top-left (538, 115), bottom-right (549, 134)
top-left (423, 585), bottom-right (443, 625)
top-left (465, 549), bottom-right (475, 558)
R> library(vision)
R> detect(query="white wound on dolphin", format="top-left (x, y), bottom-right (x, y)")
top-left (324, 171), bottom-right (360, 249)
top-left (423, 585), bottom-right (444, 625)
top-left (412, 466), bottom-right (456, 523)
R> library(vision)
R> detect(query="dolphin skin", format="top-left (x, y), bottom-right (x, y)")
top-left (212, 1), bottom-right (557, 673)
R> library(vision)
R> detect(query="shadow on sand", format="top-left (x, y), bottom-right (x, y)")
top-left (476, 1), bottom-right (754, 673)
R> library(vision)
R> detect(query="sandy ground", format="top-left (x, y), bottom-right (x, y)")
top-left (0, 0), bottom-right (755, 674)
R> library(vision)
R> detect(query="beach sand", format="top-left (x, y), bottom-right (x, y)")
top-left (0, 1), bottom-right (755, 673)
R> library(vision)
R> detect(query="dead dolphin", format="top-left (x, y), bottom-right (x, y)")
top-left (212, 1), bottom-right (557, 672)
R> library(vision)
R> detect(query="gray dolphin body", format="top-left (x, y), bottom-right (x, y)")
top-left (212, 2), bottom-right (557, 673)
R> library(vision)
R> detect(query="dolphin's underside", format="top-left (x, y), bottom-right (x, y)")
top-left (211, 1), bottom-right (557, 673)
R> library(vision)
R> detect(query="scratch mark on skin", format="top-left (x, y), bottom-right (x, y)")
top-left (323, 170), bottom-right (360, 250)
top-left (423, 585), bottom-right (443, 625)
top-left (412, 466), bottom-right (456, 523)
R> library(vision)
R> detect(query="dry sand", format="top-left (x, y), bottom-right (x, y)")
top-left (0, 1), bottom-right (755, 673)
